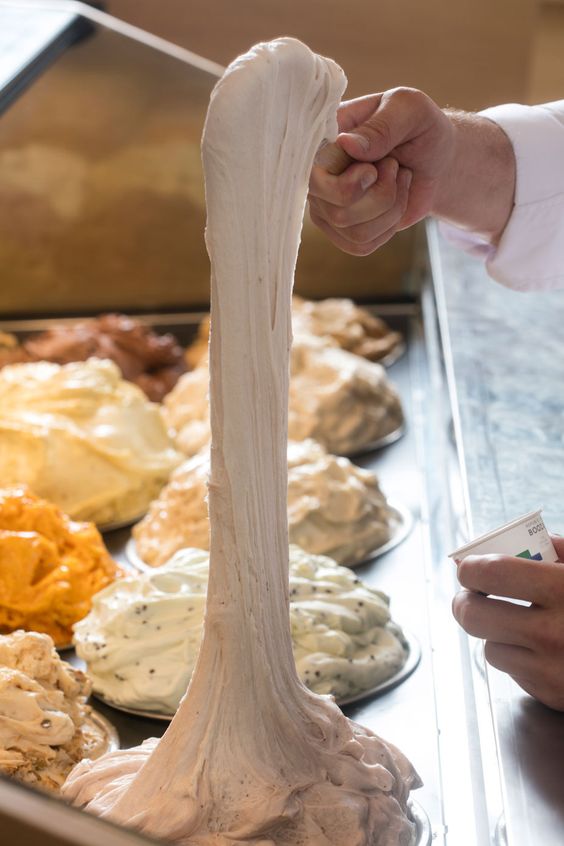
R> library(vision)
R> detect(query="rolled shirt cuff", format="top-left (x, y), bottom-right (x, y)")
top-left (440, 101), bottom-right (564, 291)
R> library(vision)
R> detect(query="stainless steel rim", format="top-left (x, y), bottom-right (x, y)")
top-left (92, 693), bottom-right (173, 722)
top-left (87, 709), bottom-right (120, 755)
top-left (99, 512), bottom-right (146, 534)
top-left (344, 422), bottom-right (405, 458)
top-left (337, 628), bottom-right (421, 707)
top-left (494, 814), bottom-right (508, 846)
top-left (379, 338), bottom-right (406, 368)
top-left (409, 798), bottom-right (433, 846)
top-left (347, 499), bottom-right (413, 567)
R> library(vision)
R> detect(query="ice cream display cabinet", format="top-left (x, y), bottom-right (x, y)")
top-left (1, 3), bottom-right (564, 846)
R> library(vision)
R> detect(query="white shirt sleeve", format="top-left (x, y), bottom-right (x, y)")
top-left (441, 100), bottom-right (564, 291)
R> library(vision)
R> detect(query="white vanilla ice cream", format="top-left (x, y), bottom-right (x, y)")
top-left (0, 358), bottom-right (182, 525)
top-left (133, 439), bottom-right (398, 568)
top-left (63, 38), bottom-right (420, 846)
top-left (74, 545), bottom-right (408, 713)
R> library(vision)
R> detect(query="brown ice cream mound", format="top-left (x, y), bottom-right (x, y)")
top-left (0, 314), bottom-right (187, 402)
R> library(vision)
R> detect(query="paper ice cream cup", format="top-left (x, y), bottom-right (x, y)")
top-left (449, 509), bottom-right (557, 563)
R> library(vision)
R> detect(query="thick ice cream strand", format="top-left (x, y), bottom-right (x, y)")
top-left (73, 547), bottom-right (407, 712)
top-left (100, 39), bottom-right (348, 824)
top-left (64, 38), bottom-right (419, 844)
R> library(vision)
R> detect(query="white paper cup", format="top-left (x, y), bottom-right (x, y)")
top-left (449, 509), bottom-right (557, 563)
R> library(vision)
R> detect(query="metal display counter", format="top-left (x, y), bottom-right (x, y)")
top-left (1, 3), bottom-right (563, 844)
top-left (428, 221), bottom-right (564, 846)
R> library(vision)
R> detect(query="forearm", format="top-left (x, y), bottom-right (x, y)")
top-left (431, 110), bottom-right (516, 244)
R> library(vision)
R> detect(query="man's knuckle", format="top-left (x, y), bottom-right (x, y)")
top-left (452, 592), bottom-right (473, 628)
top-left (326, 204), bottom-right (350, 228)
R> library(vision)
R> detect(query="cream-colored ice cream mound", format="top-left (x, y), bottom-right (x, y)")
top-left (133, 439), bottom-right (398, 568)
top-left (0, 358), bottom-right (182, 525)
top-left (162, 361), bottom-right (210, 458)
top-left (74, 545), bottom-right (407, 713)
top-left (63, 37), bottom-right (420, 845)
top-left (287, 439), bottom-right (398, 563)
top-left (166, 340), bottom-right (403, 458)
top-left (132, 449), bottom-right (210, 567)
top-left (289, 335), bottom-right (404, 455)
top-left (0, 630), bottom-right (108, 792)
top-left (292, 295), bottom-right (403, 363)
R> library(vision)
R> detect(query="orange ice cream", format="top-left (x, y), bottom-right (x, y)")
top-left (0, 488), bottom-right (121, 646)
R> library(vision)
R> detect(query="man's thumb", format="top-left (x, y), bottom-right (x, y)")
top-left (337, 88), bottom-right (422, 162)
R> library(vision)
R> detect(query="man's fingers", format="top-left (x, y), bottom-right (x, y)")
top-left (309, 161), bottom-right (378, 206)
top-left (510, 675), bottom-right (564, 712)
top-left (484, 641), bottom-right (537, 679)
top-left (309, 164), bottom-right (411, 253)
top-left (457, 554), bottom-right (564, 607)
top-left (322, 167), bottom-right (411, 243)
top-left (551, 534), bottom-right (564, 560)
top-left (310, 157), bottom-right (400, 229)
top-left (308, 207), bottom-right (399, 257)
top-left (452, 590), bottom-right (535, 646)
top-left (337, 87), bottom-right (433, 162)
top-left (485, 647), bottom-right (564, 712)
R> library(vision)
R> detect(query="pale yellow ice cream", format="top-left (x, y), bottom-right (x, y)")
top-left (133, 439), bottom-right (398, 568)
top-left (74, 545), bottom-right (408, 713)
top-left (0, 630), bottom-right (109, 792)
top-left (0, 359), bottom-right (182, 525)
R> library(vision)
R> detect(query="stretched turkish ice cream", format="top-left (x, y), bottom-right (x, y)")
top-left (133, 439), bottom-right (398, 567)
top-left (0, 358), bottom-right (182, 525)
top-left (0, 630), bottom-right (108, 792)
top-left (167, 337), bottom-right (403, 457)
top-left (63, 37), bottom-right (420, 844)
top-left (74, 545), bottom-right (408, 712)
top-left (0, 487), bottom-right (121, 646)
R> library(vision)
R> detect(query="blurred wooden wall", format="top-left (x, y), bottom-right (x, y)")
top-left (109, 0), bottom-right (537, 109)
